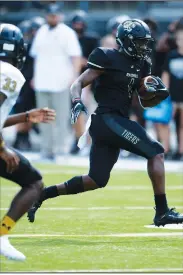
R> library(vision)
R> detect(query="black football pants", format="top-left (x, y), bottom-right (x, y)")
top-left (88, 113), bottom-right (164, 187)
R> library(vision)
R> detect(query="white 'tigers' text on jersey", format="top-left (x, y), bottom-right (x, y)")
top-left (0, 61), bottom-right (25, 130)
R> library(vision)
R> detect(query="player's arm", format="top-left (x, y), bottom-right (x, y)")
top-left (70, 47), bottom-right (107, 124)
top-left (71, 68), bottom-right (104, 101)
top-left (139, 57), bottom-right (169, 108)
top-left (140, 76), bottom-right (169, 108)
top-left (3, 108), bottom-right (56, 128)
top-left (140, 94), bottom-right (166, 108)
top-left (70, 68), bottom-right (104, 124)
top-left (143, 55), bottom-right (170, 108)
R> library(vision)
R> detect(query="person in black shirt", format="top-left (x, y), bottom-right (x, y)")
top-left (70, 10), bottom-right (99, 70)
top-left (69, 10), bottom-right (100, 154)
top-left (162, 23), bottom-right (183, 160)
top-left (28, 19), bottom-right (183, 227)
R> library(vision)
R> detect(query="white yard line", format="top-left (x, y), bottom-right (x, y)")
top-left (32, 267), bottom-right (183, 275)
top-left (9, 232), bottom-right (183, 238)
top-left (145, 224), bottom-right (183, 230)
top-left (1, 206), bottom-right (183, 211)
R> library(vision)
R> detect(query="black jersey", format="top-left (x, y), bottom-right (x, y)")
top-left (87, 47), bottom-right (151, 117)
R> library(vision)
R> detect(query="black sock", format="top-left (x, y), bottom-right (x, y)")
top-left (154, 194), bottom-right (169, 215)
top-left (41, 186), bottom-right (59, 202)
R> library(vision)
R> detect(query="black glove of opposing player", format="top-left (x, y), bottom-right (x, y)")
top-left (71, 98), bottom-right (87, 125)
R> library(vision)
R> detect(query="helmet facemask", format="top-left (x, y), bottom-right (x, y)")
top-left (132, 38), bottom-right (153, 59)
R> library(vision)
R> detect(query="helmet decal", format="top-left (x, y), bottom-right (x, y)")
top-left (123, 21), bottom-right (136, 32)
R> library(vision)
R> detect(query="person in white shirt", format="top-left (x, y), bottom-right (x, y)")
top-left (30, 4), bottom-right (82, 159)
top-left (0, 24), bottom-right (55, 261)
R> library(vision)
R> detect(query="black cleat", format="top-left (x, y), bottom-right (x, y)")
top-left (154, 208), bottom-right (183, 227)
top-left (27, 201), bottom-right (42, 223)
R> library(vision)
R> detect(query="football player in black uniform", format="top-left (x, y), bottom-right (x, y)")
top-left (28, 19), bottom-right (183, 226)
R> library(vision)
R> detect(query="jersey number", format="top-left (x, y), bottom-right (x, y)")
top-left (2, 77), bottom-right (17, 92)
top-left (128, 78), bottom-right (135, 98)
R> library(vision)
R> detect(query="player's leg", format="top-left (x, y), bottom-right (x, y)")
top-left (0, 149), bottom-right (43, 260)
top-left (102, 113), bottom-right (183, 226)
top-left (27, 136), bottom-right (120, 222)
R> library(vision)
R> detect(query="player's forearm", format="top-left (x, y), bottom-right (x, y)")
top-left (3, 112), bottom-right (28, 128)
top-left (70, 69), bottom-right (104, 101)
top-left (70, 79), bottom-right (82, 101)
top-left (142, 92), bottom-right (169, 108)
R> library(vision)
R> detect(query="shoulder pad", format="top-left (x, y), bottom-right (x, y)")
top-left (87, 47), bottom-right (111, 70)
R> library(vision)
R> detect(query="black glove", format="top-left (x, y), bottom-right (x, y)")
top-left (153, 76), bottom-right (169, 100)
top-left (71, 98), bottom-right (87, 125)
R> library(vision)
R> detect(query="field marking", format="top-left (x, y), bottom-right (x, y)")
top-left (145, 224), bottom-right (183, 230)
top-left (33, 268), bottom-right (183, 272)
top-left (9, 232), bottom-right (183, 238)
top-left (1, 206), bottom-right (183, 211)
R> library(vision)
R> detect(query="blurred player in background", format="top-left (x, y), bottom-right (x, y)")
top-left (0, 24), bottom-right (55, 261)
top-left (101, 15), bottom-right (130, 49)
top-left (69, 10), bottom-right (99, 155)
top-left (152, 17), bottom-right (183, 159)
top-left (30, 3), bottom-right (82, 159)
top-left (28, 19), bottom-right (183, 227)
top-left (162, 21), bottom-right (183, 161)
top-left (13, 17), bottom-right (45, 151)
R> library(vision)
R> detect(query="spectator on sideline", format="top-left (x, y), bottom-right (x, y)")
top-left (30, 4), bottom-right (82, 159)
top-left (13, 17), bottom-right (45, 151)
top-left (69, 10), bottom-right (99, 155)
top-left (161, 21), bottom-right (183, 161)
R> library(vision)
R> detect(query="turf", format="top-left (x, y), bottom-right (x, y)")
top-left (0, 164), bottom-right (183, 272)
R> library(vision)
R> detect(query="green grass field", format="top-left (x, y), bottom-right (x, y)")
top-left (0, 164), bottom-right (183, 272)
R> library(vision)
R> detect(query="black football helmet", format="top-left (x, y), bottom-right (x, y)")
top-left (0, 23), bottom-right (26, 69)
top-left (116, 19), bottom-right (153, 59)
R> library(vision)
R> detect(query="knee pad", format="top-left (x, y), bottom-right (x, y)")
top-left (148, 141), bottom-right (165, 159)
top-left (89, 173), bottom-right (110, 188)
top-left (154, 141), bottom-right (165, 155)
top-left (64, 176), bottom-right (84, 194)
